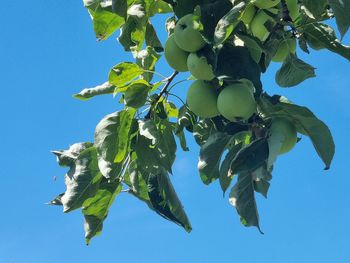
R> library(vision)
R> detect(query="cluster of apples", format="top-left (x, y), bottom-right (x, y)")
top-left (164, 14), bottom-right (258, 122)
top-left (245, 0), bottom-right (299, 62)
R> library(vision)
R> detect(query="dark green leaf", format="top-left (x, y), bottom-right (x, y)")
top-left (193, 118), bottom-right (217, 145)
top-left (147, 171), bottom-right (192, 232)
top-left (198, 132), bottom-right (231, 185)
top-left (138, 119), bottom-right (160, 145)
top-left (252, 165), bottom-right (272, 198)
top-left (145, 21), bottom-right (164, 52)
top-left (259, 98), bottom-right (335, 169)
top-left (302, 0), bottom-right (328, 19)
top-left (303, 23), bottom-right (350, 61)
top-left (219, 143), bottom-right (243, 194)
top-left (215, 45), bottom-right (262, 92)
top-left (214, 2), bottom-right (245, 45)
top-left (275, 54), bottom-right (316, 87)
top-left (176, 105), bottom-right (197, 133)
top-left (112, 0), bottom-right (128, 19)
top-left (328, 0), bottom-right (350, 38)
top-left (229, 172), bottom-right (263, 233)
top-left (124, 82), bottom-right (150, 108)
top-left (83, 179), bottom-right (122, 244)
top-left (230, 138), bottom-right (269, 175)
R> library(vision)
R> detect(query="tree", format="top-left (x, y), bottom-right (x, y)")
top-left (49, 0), bottom-right (350, 244)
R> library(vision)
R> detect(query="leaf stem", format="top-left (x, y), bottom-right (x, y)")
top-left (145, 71), bottom-right (179, 119)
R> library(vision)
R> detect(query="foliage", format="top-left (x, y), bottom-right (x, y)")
top-left (50, 0), bottom-right (350, 244)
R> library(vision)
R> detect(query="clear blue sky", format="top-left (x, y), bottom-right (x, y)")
top-left (1, 1), bottom-right (350, 263)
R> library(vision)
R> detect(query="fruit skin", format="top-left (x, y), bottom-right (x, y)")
top-left (272, 38), bottom-right (297, 62)
top-left (270, 117), bottom-right (297, 154)
top-left (217, 81), bottom-right (256, 121)
top-left (285, 0), bottom-right (300, 21)
top-left (250, 10), bottom-right (276, 42)
top-left (186, 80), bottom-right (219, 118)
top-left (174, 14), bottom-right (206, 52)
top-left (253, 0), bottom-right (280, 9)
top-left (241, 4), bottom-right (256, 27)
top-left (164, 34), bottom-right (189, 72)
top-left (187, 53), bottom-right (215, 81)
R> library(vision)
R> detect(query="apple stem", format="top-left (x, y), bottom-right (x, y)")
top-left (145, 71), bottom-right (179, 119)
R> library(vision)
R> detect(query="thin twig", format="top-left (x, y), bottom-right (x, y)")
top-left (145, 71), bottom-right (179, 119)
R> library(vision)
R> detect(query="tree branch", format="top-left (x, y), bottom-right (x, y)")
top-left (145, 71), bottom-right (179, 119)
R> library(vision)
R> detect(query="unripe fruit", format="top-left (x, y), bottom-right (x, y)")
top-left (272, 38), bottom-right (297, 62)
top-left (241, 4), bottom-right (256, 27)
top-left (253, 0), bottom-right (281, 9)
top-left (186, 80), bottom-right (219, 118)
top-left (174, 14), bottom-right (206, 52)
top-left (285, 0), bottom-right (300, 21)
top-left (187, 53), bottom-right (215, 81)
top-left (270, 117), bottom-right (297, 154)
top-left (217, 81), bottom-right (256, 121)
top-left (250, 10), bottom-right (276, 42)
top-left (164, 34), bottom-right (189, 72)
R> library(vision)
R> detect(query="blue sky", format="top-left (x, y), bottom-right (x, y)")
top-left (1, 1), bottom-right (350, 262)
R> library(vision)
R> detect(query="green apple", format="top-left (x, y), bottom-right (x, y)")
top-left (164, 34), bottom-right (189, 72)
top-left (270, 117), bottom-right (297, 154)
top-left (250, 10), bottom-right (276, 42)
top-left (217, 80), bottom-right (256, 121)
top-left (187, 53), bottom-right (215, 81)
top-left (174, 14), bottom-right (206, 52)
top-left (253, 0), bottom-right (280, 9)
top-left (186, 80), bottom-right (219, 118)
top-left (286, 0), bottom-right (300, 21)
top-left (272, 38), bottom-right (297, 62)
top-left (241, 4), bottom-right (256, 27)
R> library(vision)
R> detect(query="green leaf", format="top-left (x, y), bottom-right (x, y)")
top-left (165, 16), bottom-right (176, 36)
top-left (112, 0), bottom-right (128, 19)
top-left (193, 118), bottom-right (217, 145)
top-left (229, 172), bottom-right (263, 234)
top-left (214, 2), bottom-right (245, 45)
top-left (176, 105), bottom-right (197, 133)
top-left (147, 171), bottom-right (192, 232)
top-left (108, 62), bottom-right (144, 86)
top-left (94, 109), bottom-right (136, 179)
top-left (136, 119), bottom-right (177, 173)
top-left (302, 0), bottom-right (328, 19)
top-left (118, 15), bottom-right (146, 51)
top-left (138, 119), bottom-right (160, 145)
top-left (275, 54), bottom-right (316, 87)
top-left (145, 21), bottom-right (164, 52)
top-left (230, 138), bottom-right (269, 175)
top-left (215, 45), bottom-right (262, 92)
top-left (303, 23), bottom-right (350, 61)
top-left (260, 98), bottom-right (335, 169)
top-left (73, 82), bottom-right (115, 101)
top-left (198, 132), bottom-right (231, 185)
top-left (252, 165), bottom-right (272, 198)
top-left (52, 142), bottom-right (93, 167)
top-left (59, 147), bottom-right (103, 213)
top-left (199, 0), bottom-right (234, 42)
top-left (175, 129), bottom-right (189, 151)
top-left (133, 47), bottom-right (161, 82)
top-left (83, 179), bottom-right (122, 244)
top-left (85, 2), bottom-right (125, 40)
top-left (328, 0), bottom-right (350, 38)
top-left (124, 81), bottom-right (150, 108)
top-left (219, 142), bottom-right (243, 194)
top-left (237, 34), bottom-right (263, 64)
top-left (148, 0), bottom-right (173, 17)
top-left (125, 158), bottom-right (151, 202)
